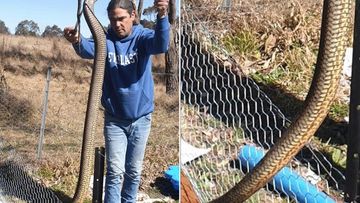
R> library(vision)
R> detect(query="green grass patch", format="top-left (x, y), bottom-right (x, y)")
top-left (329, 103), bottom-right (348, 121)
top-left (251, 67), bottom-right (285, 86)
top-left (223, 31), bottom-right (261, 58)
top-left (37, 167), bottom-right (54, 179)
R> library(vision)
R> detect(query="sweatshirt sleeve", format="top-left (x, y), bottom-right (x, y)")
top-left (142, 16), bottom-right (171, 55)
top-left (72, 35), bottom-right (95, 59)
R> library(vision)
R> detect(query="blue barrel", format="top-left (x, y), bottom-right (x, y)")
top-left (165, 165), bottom-right (179, 191)
top-left (239, 145), bottom-right (335, 203)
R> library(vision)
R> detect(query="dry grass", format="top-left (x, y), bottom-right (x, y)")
top-left (0, 33), bottom-right (178, 201)
top-left (188, 0), bottom-right (353, 102)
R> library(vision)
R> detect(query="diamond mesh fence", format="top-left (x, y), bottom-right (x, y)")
top-left (0, 70), bottom-right (177, 202)
top-left (0, 71), bottom-right (102, 202)
top-left (180, 0), bottom-right (346, 202)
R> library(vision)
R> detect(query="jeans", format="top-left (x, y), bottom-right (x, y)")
top-left (103, 112), bottom-right (152, 203)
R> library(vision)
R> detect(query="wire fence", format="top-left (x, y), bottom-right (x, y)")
top-left (180, 1), bottom-right (346, 202)
top-left (0, 62), bottom-right (178, 202)
top-left (0, 68), bottom-right (103, 201)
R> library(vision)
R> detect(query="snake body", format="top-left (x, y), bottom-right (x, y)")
top-left (212, 0), bottom-right (352, 202)
top-left (72, 0), bottom-right (106, 202)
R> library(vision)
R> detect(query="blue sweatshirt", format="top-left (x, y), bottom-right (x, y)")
top-left (73, 16), bottom-right (170, 119)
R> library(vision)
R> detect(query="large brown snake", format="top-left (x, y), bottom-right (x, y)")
top-left (72, 0), bottom-right (106, 202)
top-left (211, 0), bottom-right (352, 202)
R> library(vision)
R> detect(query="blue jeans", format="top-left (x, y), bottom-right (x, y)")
top-left (103, 112), bottom-right (152, 203)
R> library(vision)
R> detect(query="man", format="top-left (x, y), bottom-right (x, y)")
top-left (64, 0), bottom-right (170, 202)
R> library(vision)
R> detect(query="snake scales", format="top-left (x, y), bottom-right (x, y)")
top-left (72, 0), bottom-right (106, 202)
top-left (211, 0), bottom-right (352, 202)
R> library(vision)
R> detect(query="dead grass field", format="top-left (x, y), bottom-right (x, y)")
top-left (0, 33), bottom-right (178, 201)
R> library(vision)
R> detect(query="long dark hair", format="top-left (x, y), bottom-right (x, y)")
top-left (107, 0), bottom-right (140, 25)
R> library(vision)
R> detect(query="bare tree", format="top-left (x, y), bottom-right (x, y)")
top-left (137, 0), bottom-right (144, 20)
top-left (165, 0), bottom-right (178, 95)
top-left (168, 0), bottom-right (177, 24)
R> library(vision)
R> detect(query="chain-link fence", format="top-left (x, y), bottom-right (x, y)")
top-left (0, 67), bottom-right (102, 201)
top-left (180, 0), bottom-right (346, 202)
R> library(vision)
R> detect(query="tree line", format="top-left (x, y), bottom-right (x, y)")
top-left (0, 19), bottom-right (63, 38)
top-left (0, 0), bottom-right (178, 94)
top-left (0, 0), bottom-right (177, 38)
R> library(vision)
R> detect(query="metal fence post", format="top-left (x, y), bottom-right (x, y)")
top-left (222, 0), bottom-right (232, 11)
top-left (92, 147), bottom-right (105, 203)
top-left (37, 67), bottom-right (52, 160)
top-left (345, 0), bottom-right (360, 201)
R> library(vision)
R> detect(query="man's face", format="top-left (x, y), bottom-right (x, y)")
top-left (108, 7), bottom-right (135, 39)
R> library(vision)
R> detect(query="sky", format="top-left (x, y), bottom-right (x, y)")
top-left (0, 0), bottom-right (179, 38)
